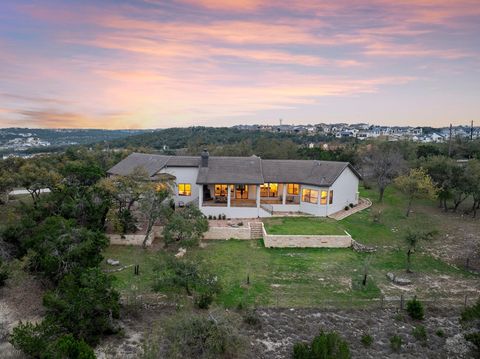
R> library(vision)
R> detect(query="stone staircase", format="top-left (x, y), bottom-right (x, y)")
top-left (250, 222), bottom-right (264, 239)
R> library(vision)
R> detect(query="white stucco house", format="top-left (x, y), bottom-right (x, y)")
top-left (107, 151), bottom-right (361, 218)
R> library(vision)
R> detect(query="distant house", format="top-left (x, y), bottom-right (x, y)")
top-left (108, 151), bottom-right (361, 218)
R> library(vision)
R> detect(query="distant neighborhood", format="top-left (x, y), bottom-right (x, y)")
top-left (234, 122), bottom-right (480, 143)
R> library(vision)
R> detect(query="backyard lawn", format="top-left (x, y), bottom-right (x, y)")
top-left (263, 217), bottom-right (346, 235)
top-left (102, 185), bottom-right (479, 308)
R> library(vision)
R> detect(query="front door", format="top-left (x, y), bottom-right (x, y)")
top-left (235, 185), bottom-right (248, 199)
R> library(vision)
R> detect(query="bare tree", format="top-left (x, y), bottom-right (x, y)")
top-left (362, 144), bottom-right (406, 202)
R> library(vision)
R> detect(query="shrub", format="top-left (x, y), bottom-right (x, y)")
top-left (0, 259), bottom-right (9, 287)
top-left (164, 313), bottom-right (244, 358)
top-left (349, 203), bottom-right (354, 208)
top-left (10, 321), bottom-right (95, 359)
top-left (390, 335), bottom-right (402, 352)
top-left (118, 209), bottom-right (138, 234)
top-left (461, 298), bottom-right (480, 354)
top-left (412, 325), bottom-right (427, 342)
top-left (344, 206), bottom-right (350, 211)
top-left (243, 309), bottom-right (261, 328)
top-left (292, 331), bottom-right (350, 359)
top-left (406, 297), bottom-right (424, 320)
top-left (361, 334), bottom-right (373, 347)
top-left (194, 292), bottom-right (213, 309)
top-left (435, 328), bottom-right (445, 337)
top-left (43, 268), bottom-right (120, 345)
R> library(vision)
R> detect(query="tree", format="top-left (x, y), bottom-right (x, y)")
top-left (0, 157), bottom-right (24, 204)
top-left (99, 167), bottom-right (150, 234)
top-left (27, 216), bottom-right (109, 282)
top-left (138, 181), bottom-right (173, 248)
top-left (362, 144), bottom-right (405, 202)
top-left (163, 206), bottom-right (208, 247)
top-left (43, 268), bottom-right (120, 345)
top-left (465, 159), bottom-right (480, 218)
top-left (404, 229), bottom-right (435, 272)
top-left (395, 168), bottom-right (437, 217)
top-left (17, 162), bottom-right (61, 206)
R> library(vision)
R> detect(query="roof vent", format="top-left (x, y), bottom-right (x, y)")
top-left (201, 149), bottom-right (209, 167)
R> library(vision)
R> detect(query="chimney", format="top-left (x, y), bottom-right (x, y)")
top-left (201, 149), bottom-right (209, 167)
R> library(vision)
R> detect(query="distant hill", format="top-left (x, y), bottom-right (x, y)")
top-left (0, 128), bottom-right (149, 156)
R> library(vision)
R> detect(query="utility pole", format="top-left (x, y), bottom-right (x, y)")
top-left (448, 123), bottom-right (453, 157)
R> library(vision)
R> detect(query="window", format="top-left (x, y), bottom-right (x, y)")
top-left (214, 184), bottom-right (228, 197)
top-left (287, 183), bottom-right (299, 195)
top-left (178, 183), bottom-right (191, 196)
top-left (302, 188), bottom-right (318, 204)
top-left (260, 183), bottom-right (278, 197)
top-left (320, 190), bottom-right (327, 205)
top-left (329, 190), bottom-right (334, 204)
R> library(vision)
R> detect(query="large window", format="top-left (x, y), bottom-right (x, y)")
top-left (329, 190), bottom-right (334, 204)
top-left (178, 183), bottom-right (191, 196)
top-left (287, 183), bottom-right (299, 195)
top-left (302, 188), bottom-right (318, 204)
top-left (214, 184), bottom-right (228, 197)
top-left (320, 190), bottom-right (328, 205)
top-left (260, 183), bottom-right (278, 197)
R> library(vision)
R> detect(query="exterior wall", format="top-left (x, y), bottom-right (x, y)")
top-left (200, 205), bottom-right (272, 218)
top-left (271, 204), bottom-right (300, 212)
top-left (327, 167), bottom-right (360, 215)
top-left (159, 167), bottom-right (199, 205)
top-left (299, 184), bottom-right (328, 216)
top-left (203, 226), bottom-right (252, 240)
top-left (107, 232), bottom-right (153, 246)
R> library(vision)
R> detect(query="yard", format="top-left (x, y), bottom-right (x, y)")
top-left (102, 185), bottom-right (480, 308)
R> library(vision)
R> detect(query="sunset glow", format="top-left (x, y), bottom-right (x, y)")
top-left (0, 0), bottom-right (479, 128)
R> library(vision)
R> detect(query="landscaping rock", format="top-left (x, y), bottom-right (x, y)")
top-left (386, 272), bottom-right (396, 281)
top-left (175, 248), bottom-right (187, 258)
top-left (386, 272), bottom-right (412, 285)
top-left (352, 239), bottom-right (376, 253)
top-left (107, 258), bottom-right (120, 266)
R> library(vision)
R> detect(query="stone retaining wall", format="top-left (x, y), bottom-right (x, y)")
top-left (203, 225), bottom-right (252, 240)
top-left (107, 232), bottom-right (153, 246)
top-left (262, 225), bottom-right (352, 248)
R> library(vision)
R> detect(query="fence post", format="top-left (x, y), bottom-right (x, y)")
top-left (464, 294), bottom-right (468, 309)
top-left (466, 258), bottom-right (470, 270)
top-left (400, 294), bottom-right (404, 310)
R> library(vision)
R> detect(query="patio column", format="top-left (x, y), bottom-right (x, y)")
top-left (256, 185), bottom-right (260, 208)
top-left (282, 184), bottom-right (287, 205)
top-left (199, 185), bottom-right (203, 207)
top-left (227, 184), bottom-right (231, 207)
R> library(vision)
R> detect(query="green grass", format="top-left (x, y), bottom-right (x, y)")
top-left (99, 184), bottom-right (476, 308)
top-left (263, 217), bottom-right (346, 235)
top-left (103, 238), bottom-right (470, 308)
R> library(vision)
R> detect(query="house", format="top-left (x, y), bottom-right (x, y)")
top-left (107, 151), bottom-right (361, 218)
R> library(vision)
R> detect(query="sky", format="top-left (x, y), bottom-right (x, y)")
top-left (0, 0), bottom-right (479, 129)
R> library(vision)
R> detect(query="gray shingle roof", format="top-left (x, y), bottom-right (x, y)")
top-left (196, 156), bottom-right (263, 184)
top-left (108, 153), bottom-right (361, 186)
top-left (262, 160), bottom-right (354, 186)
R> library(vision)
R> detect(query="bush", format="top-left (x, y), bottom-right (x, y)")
top-left (344, 206), bottom-right (350, 211)
top-left (406, 297), bottom-right (425, 320)
top-left (164, 313), bottom-right (244, 358)
top-left (43, 268), bottom-right (120, 345)
top-left (412, 325), bottom-right (427, 342)
top-left (243, 309), bottom-right (261, 328)
top-left (194, 292), bottom-right (214, 309)
top-left (361, 334), bottom-right (373, 347)
top-left (163, 206), bottom-right (209, 247)
top-left (0, 259), bottom-right (9, 287)
top-left (461, 298), bottom-right (480, 355)
top-left (10, 321), bottom-right (95, 358)
top-left (349, 203), bottom-right (354, 208)
top-left (390, 335), bottom-right (402, 352)
top-left (292, 331), bottom-right (350, 359)
top-left (118, 209), bottom-right (138, 234)
top-left (435, 328), bottom-right (445, 337)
